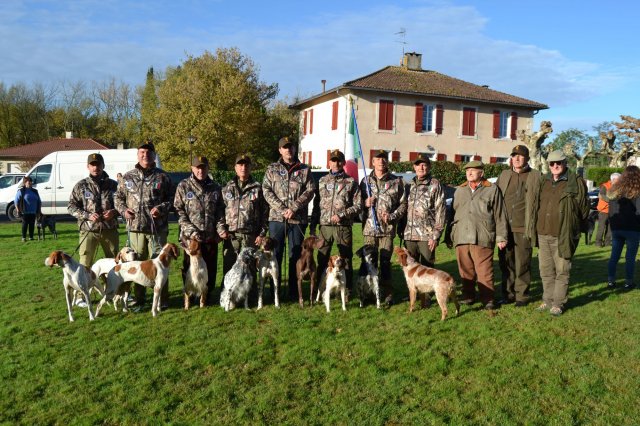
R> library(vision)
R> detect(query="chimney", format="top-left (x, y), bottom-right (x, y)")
top-left (321, 79), bottom-right (326, 93)
top-left (117, 142), bottom-right (124, 150)
top-left (402, 52), bottom-right (422, 71)
top-left (65, 131), bottom-right (74, 139)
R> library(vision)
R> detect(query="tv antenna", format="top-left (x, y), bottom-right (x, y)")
top-left (394, 28), bottom-right (407, 56)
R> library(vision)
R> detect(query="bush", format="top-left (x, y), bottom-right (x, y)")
top-left (388, 161), bottom-right (509, 186)
top-left (586, 167), bottom-right (624, 186)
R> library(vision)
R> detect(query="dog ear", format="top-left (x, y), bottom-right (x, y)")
top-left (115, 251), bottom-right (122, 263)
top-left (313, 237), bottom-right (325, 249)
top-left (328, 256), bottom-right (335, 268)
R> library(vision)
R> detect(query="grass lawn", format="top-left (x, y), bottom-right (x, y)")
top-left (1, 220), bottom-right (640, 425)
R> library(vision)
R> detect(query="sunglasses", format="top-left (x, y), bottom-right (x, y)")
top-left (549, 161), bottom-right (564, 167)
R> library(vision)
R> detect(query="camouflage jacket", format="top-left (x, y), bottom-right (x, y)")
top-left (403, 175), bottom-right (446, 241)
top-left (174, 175), bottom-right (226, 242)
top-left (310, 171), bottom-right (361, 231)
top-left (262, 159), bottom-right (316, 224)
top-left (360, 171), bottom-right (407, 237)
top-left (68, 172), bottom-right (119, 231)
top-left (221, 176), bottom-right (269, 236)
top-left (115, 164), bottom-right (173, 233)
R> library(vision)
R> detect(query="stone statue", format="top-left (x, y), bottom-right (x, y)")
top-left (519, 121), bottom-right (553, 171)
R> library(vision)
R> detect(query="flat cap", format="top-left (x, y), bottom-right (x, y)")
top-left (463, 160), bottom-right (485, 169)
top-left (413, 153), bottom-right (431, 164)
top-left (547, 150), bottom-right (567, 162)
top-left (235, 154), bottom-right (252, 164)
top-left (511, 145), bottom-right (529, 157)
top-left (87, 153), bottom-right (104, 164)
top-left (191, 156), bottom-right (209, 167)
top-left (329, 149), bottom-right (345, 161)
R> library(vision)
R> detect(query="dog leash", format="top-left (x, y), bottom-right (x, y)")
top-left (69, 220), bottom-right (94, 258)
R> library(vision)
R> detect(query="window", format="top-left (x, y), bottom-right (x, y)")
top-left (331, 101), bottom-right (338, 130)
top-left (415, 103), bottom-right (443, 134)
top-left (461, 107), bottom-right (476, 137)
top-left (493, 110), bottom-right (518, 140)
top-left (422, 105), bottom-right (434, 132)
top-left (454, 154), bottom-right (473, 163)
top-left (490, 156), bottom-right (509, 164)
top-left (499, 112), bottom-right (509, 138)
top-left (29, 164), bottom-right (52, 185)
top-left (378, 99), bottom-right (394, 131)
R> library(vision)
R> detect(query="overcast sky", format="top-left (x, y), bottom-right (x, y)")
top-left (2, 0), bottom-right (638, 137)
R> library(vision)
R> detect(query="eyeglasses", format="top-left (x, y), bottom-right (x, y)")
top-left (549, 161), bottom-right (564, 167)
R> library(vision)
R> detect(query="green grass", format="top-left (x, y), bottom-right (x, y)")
top-left (1, 220), bottom-right (640, 424)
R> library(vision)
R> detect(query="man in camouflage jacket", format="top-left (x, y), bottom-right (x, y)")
top-left (311, 149), bottom-right (361, 293)
top-left (115, 142), bottom-right (173, 309)
top-left (221, 154), bottom-right (268, 282)
top-left (68, 153), bottom-right (120, 268)
top-left (174, 156), bottom-right (228, 305)
top-left (361, 149), bottom-right (407, 305)
top-left (262, 137), bottom-right (316, 300)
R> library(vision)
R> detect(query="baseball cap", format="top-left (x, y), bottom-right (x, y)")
top-left (413, 153), bottom-right (431, 165)
top-left (191, 156), bottom-right (209, 167)
top-left (511, 145), bottom-right (529, 157)
top-left (87, 153), bottom-right (104, 164)
top-left (235, 154), bottom-right (252, 164)
top-left (329, 149), bottom-right (345, 161)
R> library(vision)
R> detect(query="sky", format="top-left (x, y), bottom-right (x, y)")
top-left (1, 0), bottom-right (639, 138)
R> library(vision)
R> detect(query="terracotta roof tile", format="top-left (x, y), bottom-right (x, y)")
top-left (0, 138), bottom-right (109, 159)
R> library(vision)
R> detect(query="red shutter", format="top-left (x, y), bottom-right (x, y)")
top-left (409, 152), bottom-right (418, 161)
top-left (473, 155), bottom-right (481, 161)
top-left (510, 112), bottom-right (518, 140)
top-left (490, 156), bottom-right (498, 164)
top-left (391, 150), bottom-right (400, 162)
top-left (309, 109), bottom-right (314, 134)
top-left (331, 101), bottom-right (338, 130)
top-left (379, 100), bottom-right (394, 130)
top-left (462, 107), bottom-right (476, 136)
top-left (492, 110), bottom-right (500, 138)
top-left (415, 103), bottom-right (423, 133)
top-left (454, 154), bottom-right (462, 162)
top-left (303, 111), bottom-right (308, 135)
top-left (435, 104), bottom-right (444, 134)
top-left (326, 150), bottom-right (332, 168)
top-left (369, 149), bottom-right (376, 167)
top-left (309, 151), bottom-right (313, 166)
top-left (436, 153), bottom-right (446, 161)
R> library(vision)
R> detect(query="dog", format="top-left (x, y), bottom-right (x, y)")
top-left (584, 210), bottom-right (599, 245)
top-left (95, 243), bottom-right (180, 317)
top-left (37, 214), bottom-right (58, 240)
top-left (220, 247), bottom-right (257, 311)
top-left (394, 247), bottom-right (460, 320)
top-left (295, 235), bottom-right (324, 308)
top-left (181, 237), bottom-right (208, 310)
top-left (315, 255), bottom-right (347, 312)
top-left (355, 245), bottom-right (381, 309)
top-left (256, 237), bottom-right (279, 309)
top-left (45, 251), bottom-right (99, 322)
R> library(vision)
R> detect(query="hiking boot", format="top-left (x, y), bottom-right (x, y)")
top-left (460, 298), bottom-right (475, 305)
top-left (536, 302), bottom-right (550, 312)
top-left (624, 282), bottom-right (636, 290)
top-left (21, 238), bottom-right (26, 242)
top-left (484, 301), bottom-right (497, 310)
top-left (550, 306), bottom-right (563, 316)
top-left (607, 281), bottom-right (616, 289)
top-left (514, 300), bottom-right (528, 307)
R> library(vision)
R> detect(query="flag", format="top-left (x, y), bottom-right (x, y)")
top-left (344, 106), bottom-right (360, 182)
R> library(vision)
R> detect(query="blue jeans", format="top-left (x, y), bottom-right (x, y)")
top-left (269, 221), bottom-right (307, 299)
top-left (607, 229), bottom-right (640, 284)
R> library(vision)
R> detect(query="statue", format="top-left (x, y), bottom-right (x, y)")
top-left (519, 121), bottom-right (553, 171)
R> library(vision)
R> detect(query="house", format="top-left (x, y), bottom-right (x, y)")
top-left (0, 132), bottom-right (108, 174)
top-left (292, 52), bottom-right (548, 169)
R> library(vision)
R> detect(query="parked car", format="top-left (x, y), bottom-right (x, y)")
top-left (588, 189), bottom-right (599, 210)
top-left (0, 173), bottom-right (25, 189)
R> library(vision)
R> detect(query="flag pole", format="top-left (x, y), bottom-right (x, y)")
top-left (350, 101), bottom-right (381, 234)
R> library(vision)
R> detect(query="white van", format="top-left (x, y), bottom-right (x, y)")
top-left (0, 149), bottom-right (161, 221)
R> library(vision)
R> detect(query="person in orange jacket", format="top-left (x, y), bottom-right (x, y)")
top-left (595, 173), bottom-right (621, 247)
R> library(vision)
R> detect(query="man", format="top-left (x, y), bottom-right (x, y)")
top-left (361, 149), bottom-right (407, 305)
top-left (532, 150), bottom-right (589, 316)
top-left (496, 145), bottom-right (542, 307)
top-left (594, 172), bottom-right (621, 247)
top-left (310, 149), bottom-right (361, 295)
top-left (174, 156), bottom-right (228, 305)
top-left (221, 154), bottom-right (268, 279)
top-left (445, 161), bottom-right (508, 310)
top-left (68, 153), bottom-right (119, 267)
top-left (115, 142), bottom-right (173, 310)
top-left (262, 137), bottom-right (316, 301)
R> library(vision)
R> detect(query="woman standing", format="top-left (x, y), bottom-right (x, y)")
top-left (14, 176), bottom-right (41, 242)
top-left (606, 165), bottom-right (640, 289)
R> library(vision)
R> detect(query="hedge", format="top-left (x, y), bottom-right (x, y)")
top-left (586, 167), bottom-right (624, 186)
top-left (388, 161), bottom-right (509, 186)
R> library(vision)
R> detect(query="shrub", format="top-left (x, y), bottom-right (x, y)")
top-left (388, 161), bottom-right (509, 186)
top-left (586, 167), bottom-right (624, 186)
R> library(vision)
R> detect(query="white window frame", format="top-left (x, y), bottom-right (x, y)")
top-left (421, 103), bottom-right (436, 133)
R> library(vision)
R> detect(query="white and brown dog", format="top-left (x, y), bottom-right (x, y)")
top-left (181, 237), bottom-right (208, 310)
top-left (45, 251), bottom-right (99, 322)
top-left (256, 236), bottom-right (279, 309)
top-left (355, 244), bottom-right (381, 309)
top-left (220, 247), bottom-right (257, 311)
top-left (95, 243), bottom-right (180, 317)
top-left (394, 247), bottom-right (459, 320)
top-left (316, 255), bottom-right (347, 312)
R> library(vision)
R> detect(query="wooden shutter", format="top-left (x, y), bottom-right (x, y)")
top-left (369, 149), bottom-right (376, 167)
top-left (415, 103), bottom-right (423, 133)
top-left (303, 111), bottom-right (308, 135)
top-left (435, 104), bottom-right (444, 134)
top-left (308, 151), bottom-right (313, 166)
top-left (436, 153), bottom-right (446, 161)
top-left (409, 152), bottom-right (418, 161)
top-left (454, 154), bottom-right (462, 162)
top-left (379, 100), bottom-right (394, 130)
top-left (326, 150), bottom-right (332, 168)
top-left (490, 156), bottom-right (498, 164)
top-left (473, 155), bottom-right (481, 161)
top-left (309, 109), bottom-right (314, 134)
top-left (391, 150), bottom-right (400, 162)
top-left (331, 101), bottom-right (338, 130)
top-left (492, 110), bottom-right (500, 138)
top-left (462, 107), bottom-right (476, 136)
top-left (510, 112), bottom-right (518, 140)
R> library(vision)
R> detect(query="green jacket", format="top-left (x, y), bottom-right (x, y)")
top-left (496, 166), bottom-right (542, 242)
top-left (532, 169), bottom-right (589, 258)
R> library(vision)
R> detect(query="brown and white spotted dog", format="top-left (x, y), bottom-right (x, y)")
top-left (181, 237), bottom-right (208, 310)
top-left (295, 235), bottom-right (324, 308)
top-left (44, 251), bottom-right (99, 322)
top-left (394, 247), bottom-right (460, 320)
top-left (315, 255), bottom-right (347, 312)
top-left (95, 243), bottom-right (180, 318)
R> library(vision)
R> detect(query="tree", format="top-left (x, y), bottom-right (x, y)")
top-left (545, 128), bottom-right (590, 155)
top-left (153, 47), bottom-right (279, 171)
top-left (256, 98), bottom-right (300, 168)
top-left (613, 115), bottom-right (640, 145)
top-left (91, 78), bottom-right (140, 147)
top-left (139, 67), bottom-right (158, 143)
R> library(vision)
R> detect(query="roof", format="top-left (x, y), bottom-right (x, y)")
top-left (293, 65), bottom-right (548, 110)
top-left (0, 138), bottom-right (109, 159)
